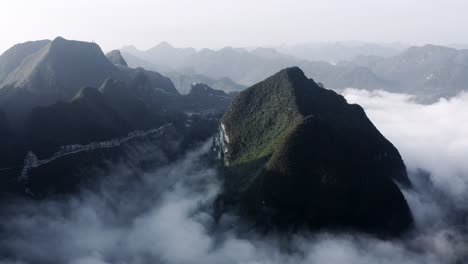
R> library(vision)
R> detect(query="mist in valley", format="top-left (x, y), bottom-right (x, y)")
top-left (1, 89), bottom-right (467, 264)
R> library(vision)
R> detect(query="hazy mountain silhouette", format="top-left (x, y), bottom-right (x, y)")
top-left (348, 44), bottom-right (468, 99)
top-left (123, 42), bottom-right (468, 100)
top-left (166, 72), bottom-right (245, 94)
top-left (120, 49), bottom-right (246, 94)
top-left (106, 49), bottom-right (128, 66)
top-left (275, 41), bottom-right (407, 63)
top-left (121, 42), bottom-right (394, 91)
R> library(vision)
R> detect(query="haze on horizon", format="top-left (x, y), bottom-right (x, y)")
top-left (1, 0), bottom-right (468, 54)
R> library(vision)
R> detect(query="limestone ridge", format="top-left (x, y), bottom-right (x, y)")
top-left (215, 67), bottom-right (413, 235)
top-left (0, 37), bottom-right (180, 128)
top-left (3, 37), bottom-right (119, 98)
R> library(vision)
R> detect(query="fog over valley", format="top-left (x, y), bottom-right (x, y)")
top-left (1, 90), bottom-right (467, 263)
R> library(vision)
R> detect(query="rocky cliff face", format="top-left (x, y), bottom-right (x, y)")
top-left (215, 67), bottom-right (412, 235)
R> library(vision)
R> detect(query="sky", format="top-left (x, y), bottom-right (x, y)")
top-left (1, 0), bottom-right (468, 53)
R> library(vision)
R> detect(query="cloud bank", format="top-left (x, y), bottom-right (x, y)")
top-left (1, 89), bottom-right (468, 264)
top-left (344, 89), bottom-right (468, 199)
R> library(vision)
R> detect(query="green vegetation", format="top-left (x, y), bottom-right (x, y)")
top-left (221, 67), bottom-right (305, 165)
top-left (217, 67), bottom-right (413, 235)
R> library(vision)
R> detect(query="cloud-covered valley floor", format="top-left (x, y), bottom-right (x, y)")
top-left (1, 89), bottom-right (468, 264)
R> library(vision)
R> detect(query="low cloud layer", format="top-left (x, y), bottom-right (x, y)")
top-left (344, 89), bottom-right (468, 199)
top-left (1, 89), bottom-right (468, 264)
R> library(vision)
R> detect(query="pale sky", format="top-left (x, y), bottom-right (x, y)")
top-left (1, 0), bottom-right (468, 53)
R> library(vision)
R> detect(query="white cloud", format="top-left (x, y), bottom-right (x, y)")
top-left (344, 89), bottom-right (468, 199)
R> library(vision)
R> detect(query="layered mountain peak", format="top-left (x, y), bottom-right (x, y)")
top-left (106, 50), bottom-right (128, 66)
top-left (155, 41), bottom-right (174, 50)
top-left (3, 37), bottom-right (119, 98)
top-left (274, 66), bottom-right (308, 84)
top-left (147, 41), bottom-right (178, 55)
top-left (216, 67), bottom-right (412, 235)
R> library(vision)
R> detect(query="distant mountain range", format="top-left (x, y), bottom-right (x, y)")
top-left (344, 45), bottom-right (468, 99)
top-left (121, 42), bottom-right (468, 101)
top-left (120, 44), bottom-right (247, 94)
top-left (120, 43), bottom-right (299, 86)
top-left (273, 41), bottom-right (409, 62)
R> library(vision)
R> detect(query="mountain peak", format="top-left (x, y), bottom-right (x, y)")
top-left (0, 39), bottom-right (51, 82)
top-left (220, 67), bottom-right (327, 166)
top-left (121, 45), bottom-right (139, 53)
top-left (251, 66), bottom-right (317, 99)
top-left (52, 36), bottom-right (66, 43)
top-left (276, 66), bottom-right (307, 81)
top-left (265, 66), bottom-right (309, 86)
top-left (3, 37), bottom-right (117, 97)
top-left (154, 41), bottom-right (174, 50)
top-left (106, 50), bottom-right (128, 66)
top-left (216, 67), bottom-right (412, 235)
